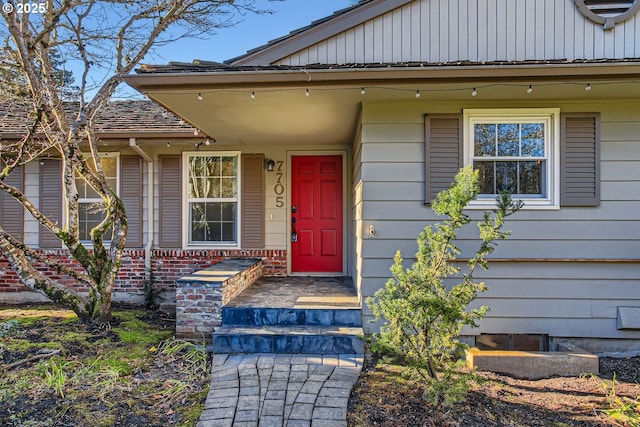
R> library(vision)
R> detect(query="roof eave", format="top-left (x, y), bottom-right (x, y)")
top-left (122, 61), bottom-right (640, 92)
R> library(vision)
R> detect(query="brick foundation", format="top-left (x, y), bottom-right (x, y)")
top-left (174, 258), bottom-right (263, 339)
top-left (0, 249), bottom-right (286, 303)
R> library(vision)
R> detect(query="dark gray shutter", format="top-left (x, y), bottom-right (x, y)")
top-left (158, 155), bottom-right (182, 248)
top-left (241, 154), bottom-right (265, 249)
top-left (424, 114), bottom-right (463, 204)
top-left (39, 159), bottom-right (62, 248)
top-left (561, 113), bottom-right (600, 207)
top-left (0, 165), bottom-right (24, 239)
top-left (120, 156), bottom-right (143, 248)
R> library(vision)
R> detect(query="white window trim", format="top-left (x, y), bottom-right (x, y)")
top-left (76, 152), bottom-right (120, 243)
top-left (463, 108), bottom-right (560, 210)
top-left (182, 151), bottom-right (242, 248)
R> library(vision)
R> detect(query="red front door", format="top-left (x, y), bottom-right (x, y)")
top-left (291, 155), bottom-right (343, 273)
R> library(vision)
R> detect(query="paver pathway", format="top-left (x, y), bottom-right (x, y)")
top-left (197, 353), bottom-right (363, 427)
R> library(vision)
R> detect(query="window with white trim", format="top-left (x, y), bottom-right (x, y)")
top-left (464, 109), bottom-right (560, 208)
top-left (184, 152), bottom-right (240, 245)
top-left (75, 154), bottom-right (119, 241)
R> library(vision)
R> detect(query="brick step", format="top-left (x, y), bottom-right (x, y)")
top-left (221, 307), bottom-right (362, 327)
top-left (211, 325), bottom-right (364, 354)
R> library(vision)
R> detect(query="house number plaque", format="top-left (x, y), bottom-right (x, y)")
top-left (274, 160), bottom-right (285, 208)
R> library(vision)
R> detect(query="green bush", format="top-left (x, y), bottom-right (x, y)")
top-left (367, 166), bottom-right (521, 406)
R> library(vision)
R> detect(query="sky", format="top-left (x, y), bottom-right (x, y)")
top-left (144, 0), bottom-right (356, 66)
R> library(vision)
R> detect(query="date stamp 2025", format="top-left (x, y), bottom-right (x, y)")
top-left (2, 2), bottom-right (47, 15)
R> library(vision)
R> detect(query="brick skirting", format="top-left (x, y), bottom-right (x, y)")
top-left (0, 249), bottom-right (286, 303)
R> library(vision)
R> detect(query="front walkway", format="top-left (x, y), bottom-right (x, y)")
top-left (197, 353), bottom-right (363, 427)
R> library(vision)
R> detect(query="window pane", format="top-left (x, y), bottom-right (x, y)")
top-left (497, 124), bottom-right (519, 156)
top-left (521, 123), bottom-right (545, 157)
top-left (474, 161), bottom-right (495, 194)
top-left (222, 222), bottom-right (236, 242)
top-left (221, 157), bottom-right (236, 176)
top-left (221, 178), bottom-right (236, 198)
top-left (519, 161), bottom-right (543, 195)
top-left (101, 157), bottom-right (118, 177)
top-left (221, 202), bottom-right (236, 221)
top-left (474, 124), bottom-right (496, 157)
top-left (79, 202), bottom-right (110, 241)
top-left (190, 201), bottom-right (237, 243)
top-left (495, 161), bottom-right (517, 193)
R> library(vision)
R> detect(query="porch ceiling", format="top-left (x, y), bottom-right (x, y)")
top-left (148, 88), bottom-right (361, 146)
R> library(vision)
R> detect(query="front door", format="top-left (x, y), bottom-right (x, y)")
top-left (291, 155), bottom-right (343, 273)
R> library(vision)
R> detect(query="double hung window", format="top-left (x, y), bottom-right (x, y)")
top-left (185, 153), bottom-right (240, 245)
top-left (75, 154), bottom-right (119, 241)
top-left (464, 109), bottom-right (560, 208)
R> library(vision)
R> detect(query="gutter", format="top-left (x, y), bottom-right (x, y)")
top-left (121, 62), bottom-right (640, 91)
top-left (129, 138), bottom-right (154, 292)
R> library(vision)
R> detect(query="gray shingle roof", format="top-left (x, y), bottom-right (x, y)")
top-left (135, 58), bottom-right (640, 74)
top-left (0, 100), bottom-right (196, 136)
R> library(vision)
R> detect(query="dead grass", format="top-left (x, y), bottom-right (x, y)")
top-left (0, 303), bottom-right (210, 427)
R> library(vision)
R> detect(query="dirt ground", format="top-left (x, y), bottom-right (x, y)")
top-left (0, 304), bottom-right (210, 427)
top-left (348, 352), bottom-right (640, 427)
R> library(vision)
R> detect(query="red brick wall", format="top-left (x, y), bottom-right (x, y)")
top-left (0, 249), bottom-right (287, 295)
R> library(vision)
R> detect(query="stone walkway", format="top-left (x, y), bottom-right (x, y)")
top-left (197, 353), bottom-right (364, 427)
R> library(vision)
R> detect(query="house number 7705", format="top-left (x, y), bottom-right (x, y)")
top-left (274, 161), bottom-right (285, 208)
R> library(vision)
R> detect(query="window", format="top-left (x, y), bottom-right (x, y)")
top-left (464, 109), bottom-right (560, 208)
top-left (185, 153), bottom-right (240, 245)
top-left (75, 154), bottom-right (119, 241)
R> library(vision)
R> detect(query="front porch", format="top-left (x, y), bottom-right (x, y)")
top-left (214, 276), bottom-right (363, 354)
top-left (174, 260), bottom-right (363, 354)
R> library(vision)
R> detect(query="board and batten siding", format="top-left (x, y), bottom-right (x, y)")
top-left (357, 100), bottom-right (640, 339)
top-left (276, 0), bottom-right (640, 66)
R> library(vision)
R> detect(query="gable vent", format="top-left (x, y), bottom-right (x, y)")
top-left (575, 0), bottom-right (640, 29)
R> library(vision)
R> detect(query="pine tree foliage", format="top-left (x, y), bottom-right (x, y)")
top-left (367, 166), bottom-right (522, 406)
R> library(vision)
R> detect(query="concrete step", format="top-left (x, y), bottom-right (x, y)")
top-left (221, 307), bottom-right (362, 327)
top-left (212, 325), bottom-right (364, 354)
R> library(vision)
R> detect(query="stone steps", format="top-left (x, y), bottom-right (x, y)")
top-left (211, 276), bottom-right (363, 354)
top-left (221, 307), bottom-right (362, 327)
top-left (212, 325), bottom-right (364, 354)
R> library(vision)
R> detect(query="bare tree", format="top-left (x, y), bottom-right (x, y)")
top-left (0, 0), bottom-right (260, 323)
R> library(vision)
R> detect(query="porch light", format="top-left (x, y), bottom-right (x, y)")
top-left (265, 159), bottom-right (276, 172)
top-left (251, 91), bottom-right (256, 99)
top-left (585, 83), bottom-right (592, 91)
top-left (471, 88), bottom-right (478, 97)
top-left (527, 85), bottom-right (533, 94)
top-left (415, 90), bottom-right (421, 98)
top-left (197, 92), bottom-right (203, 101)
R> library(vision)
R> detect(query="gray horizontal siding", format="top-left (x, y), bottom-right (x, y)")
top-left (277, 0), bottom-right (640, 65)
top-left (357, 100), bottom-right (640, 339)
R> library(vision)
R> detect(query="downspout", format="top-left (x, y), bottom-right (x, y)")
top-left (129, 138), bottom-right (154, 298)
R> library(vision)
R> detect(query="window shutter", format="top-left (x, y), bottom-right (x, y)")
top-left (158, 155), bottom-right (182, 248)
top-left (424, 114), bottom-right (463, 204)
top-left (241, 154), bottom-right (265, 248)
top-left (0, 165), bottom-right (24, 239)
top-left (39, 159), bottom-right (62, 248)
top-left (560, 113), bottom-right (600, 207)
top-left (120, 156), bottom-right (143, 248)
